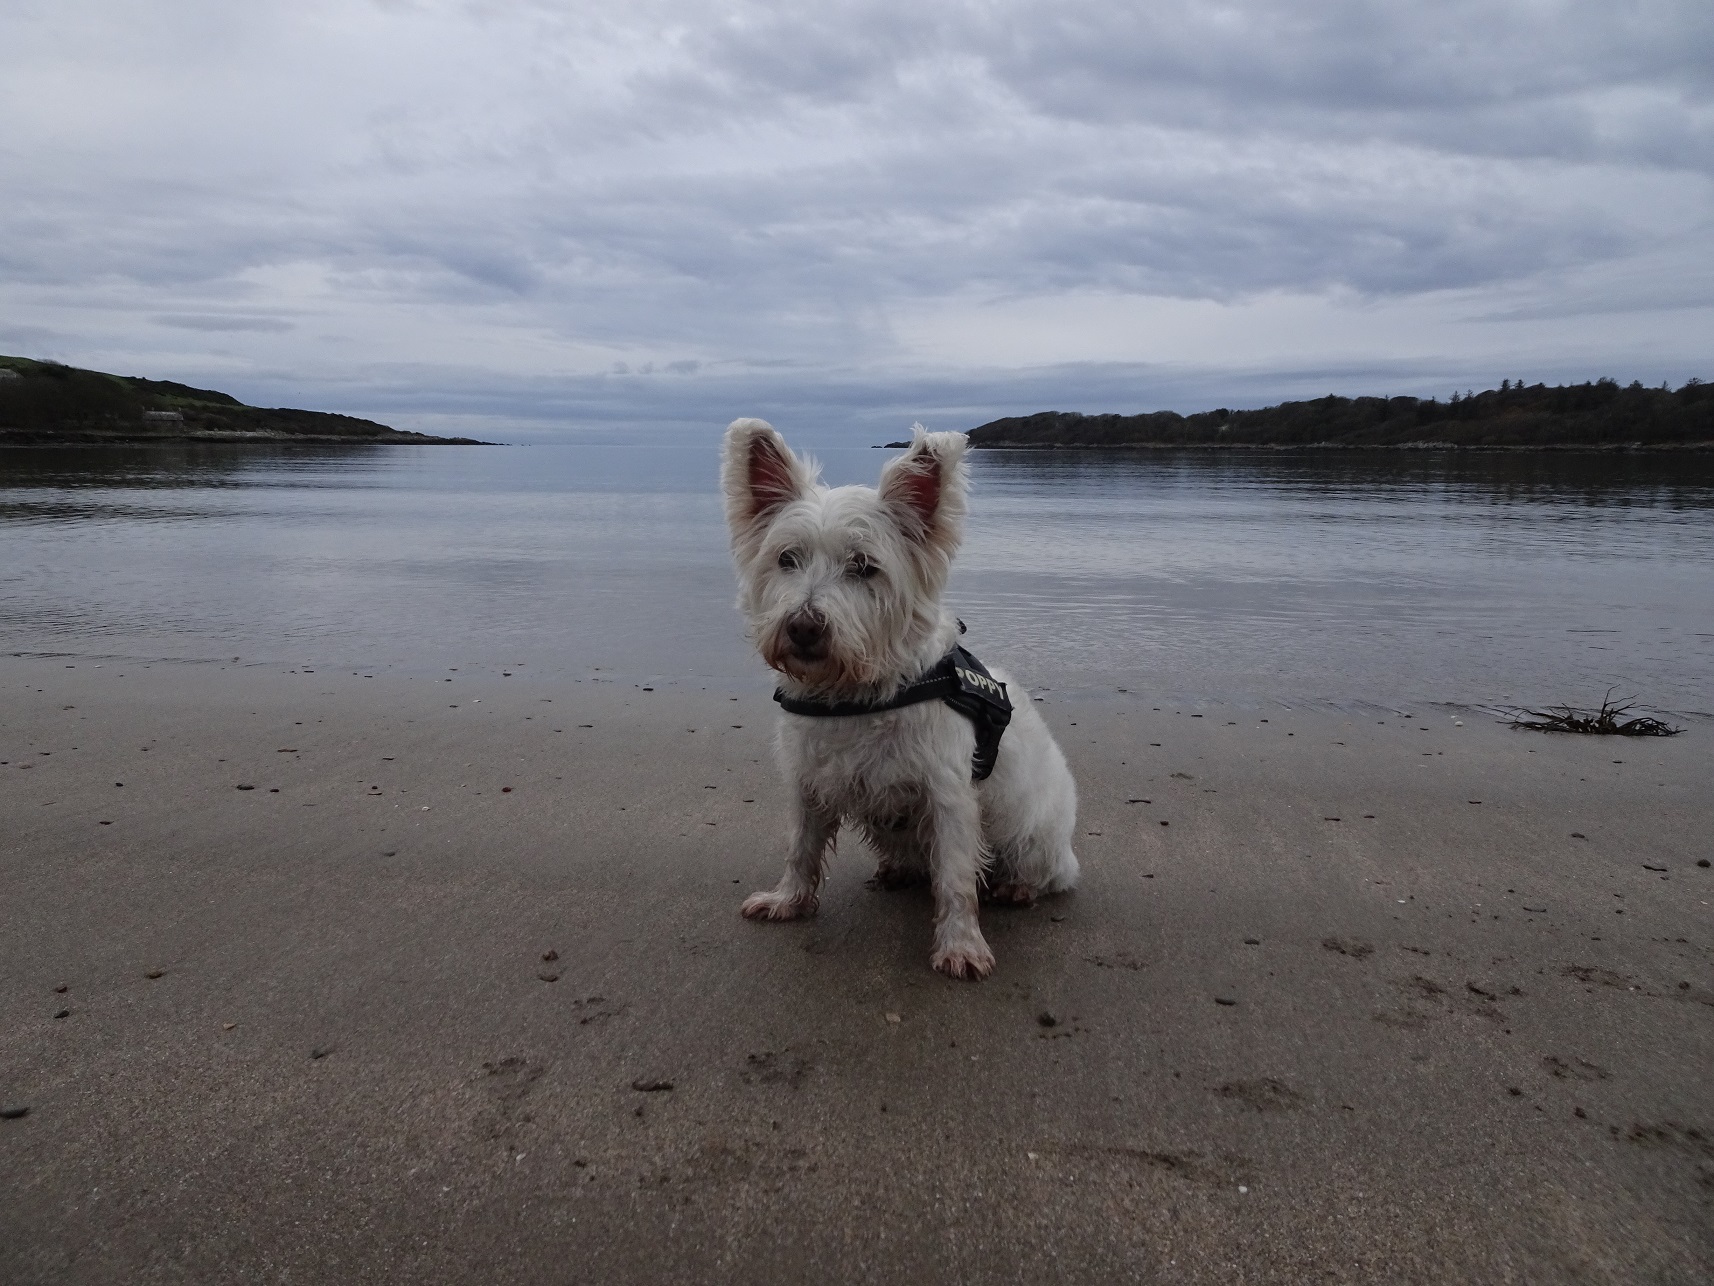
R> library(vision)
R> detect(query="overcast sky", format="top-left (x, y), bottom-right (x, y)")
top-left (2, 1), bottom-right (1710, 440)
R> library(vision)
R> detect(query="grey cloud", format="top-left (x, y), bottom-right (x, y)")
top-left (156, 314), bottom-right (294, 332)
top-left (0, 322), bottom-right (71, 352)
top-left (994, 3), bottom-right (1714, 113)
top-left (679, 2), bottom-right (1714, 167)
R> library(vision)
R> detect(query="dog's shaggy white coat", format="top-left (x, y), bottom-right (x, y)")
top-left (723, 418), bottom-right (1079, 979)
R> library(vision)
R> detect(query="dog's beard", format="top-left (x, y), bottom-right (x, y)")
top-left (761, 624), bottom-right (866, 688)
top-left (763, 633), bottom-right (827, 679)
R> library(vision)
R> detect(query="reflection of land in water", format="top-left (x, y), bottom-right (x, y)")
top-left (2, 445), bottom-right (1711, 713)
top-left (973, 444), bottom-right (1714, 506)
top-left (0, 442), bottom-right (404, 492)
top-left (958, 448), bottom-right (1714, 711)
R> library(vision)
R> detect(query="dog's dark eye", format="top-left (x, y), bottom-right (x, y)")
top-left (777, 549), bottom-right (802, 570)
top-left (848, 556), bottom-right (881, 580)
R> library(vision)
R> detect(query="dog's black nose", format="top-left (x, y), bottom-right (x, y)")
top-left (786, 611), bottom-right (828, 651)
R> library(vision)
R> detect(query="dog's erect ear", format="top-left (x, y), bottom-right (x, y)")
top-left (722, 418), bottom-right (816, 548)
top-left (878, 425), bottom-right (968, 551)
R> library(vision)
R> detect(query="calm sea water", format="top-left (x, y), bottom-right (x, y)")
top-left (2, 443), bottom-right (1711, 714)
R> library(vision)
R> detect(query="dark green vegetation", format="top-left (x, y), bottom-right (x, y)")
top-left (968, 378), bottom-right (1714, 449)
top-left (0, 355), bottom-right (486, 445)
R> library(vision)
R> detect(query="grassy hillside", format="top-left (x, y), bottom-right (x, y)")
top-left (967, 378), bottom-right (1714, 449)
top-left (0, 356), bottom-right (486, 445)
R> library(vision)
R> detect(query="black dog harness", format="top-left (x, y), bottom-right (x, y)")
top-left (773, 644), bottom-right (1014, 781)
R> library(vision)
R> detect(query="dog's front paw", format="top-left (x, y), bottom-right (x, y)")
top-left (930, 940), bottom-right (995, 980)
top-left (741, 889), bottom-right (817, 921)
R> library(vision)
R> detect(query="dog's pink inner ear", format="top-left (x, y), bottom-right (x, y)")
top-left (889, 453), bottom-right (942, 528)
top-left (747, 436), bottom-right (801, 516)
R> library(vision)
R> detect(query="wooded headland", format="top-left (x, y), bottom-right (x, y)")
top-left (967, 378), bottom-right (1714, 449)
top-left (0, 355), bottom-right (488, 445)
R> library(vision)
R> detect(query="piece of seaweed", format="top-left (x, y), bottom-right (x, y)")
top-left (1509, 690), bottom-right (1683, 737)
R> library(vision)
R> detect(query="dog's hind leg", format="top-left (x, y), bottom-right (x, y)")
top-left (987, 831), bottom-right (1078, 904)
top-left (742, 791), bottom-right (837, 921)
top-left (861, 811), bottom-right (931, 890)
top-left (870, 862), bottom-right (929, 890)
top-left (926, 787), bottom-right (994, 980)
top-left (983, 878), bottom-right (1038, 907)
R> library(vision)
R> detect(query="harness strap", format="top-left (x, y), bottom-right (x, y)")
top-left (773, 645), bottom-right (1014, 781)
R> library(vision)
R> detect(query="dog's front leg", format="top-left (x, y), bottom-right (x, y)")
top-left (741, 790), bottom-right (836, 921)
top-left (927, 788), bottom-right (994, 980)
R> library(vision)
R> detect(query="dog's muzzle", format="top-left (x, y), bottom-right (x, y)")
top-left (783, 608), bottom-right (830, 661)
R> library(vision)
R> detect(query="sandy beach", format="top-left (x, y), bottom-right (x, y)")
top-left (2, 652), bottom-right (1710, 1283)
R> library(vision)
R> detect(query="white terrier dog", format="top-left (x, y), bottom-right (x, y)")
top-left (723, 418), bottom-right (1080, 979)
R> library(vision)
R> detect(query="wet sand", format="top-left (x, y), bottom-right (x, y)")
top-left (2, 654), bottom-right (1710, 1283)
